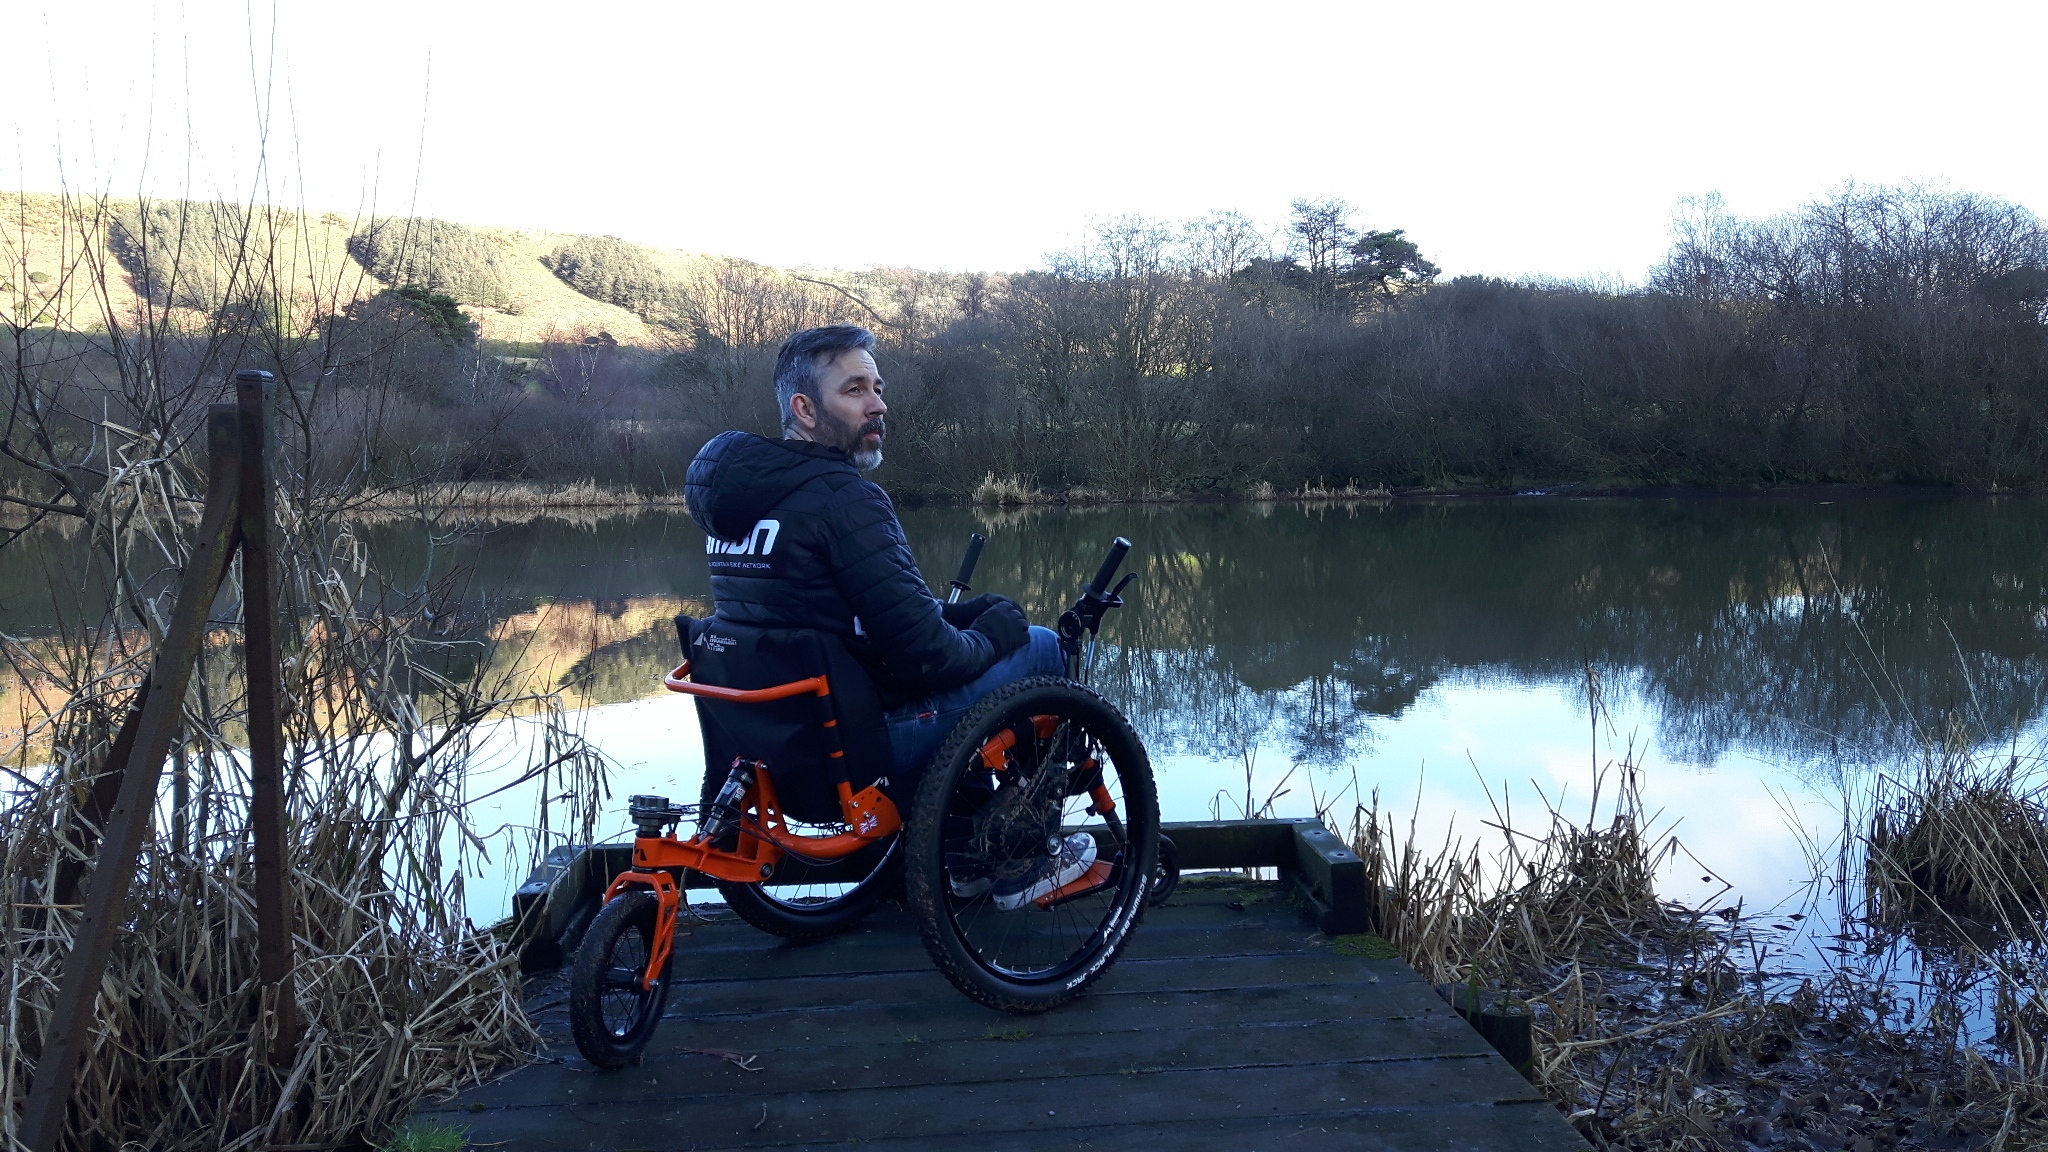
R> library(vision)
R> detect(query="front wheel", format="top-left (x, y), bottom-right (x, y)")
top-left (906, 675), bottom-right (1157, 1015)
top-left (568, 890), bottom-right (671, 1068)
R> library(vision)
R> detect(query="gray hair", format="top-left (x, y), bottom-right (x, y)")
top-left (774, 325), bottom-right (876, 436)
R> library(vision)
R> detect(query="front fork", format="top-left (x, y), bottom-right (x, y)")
top-left (602, 868), bottom-right (683, 991)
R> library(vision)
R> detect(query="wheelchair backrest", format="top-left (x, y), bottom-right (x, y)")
top-left (676, 614), bottom-right (891, 825)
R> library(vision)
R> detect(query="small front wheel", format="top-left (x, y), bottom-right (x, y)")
top-left (568, 890), bottom-right (671, 1068)
top-left (907, 675), bottom-right (1157, 1015)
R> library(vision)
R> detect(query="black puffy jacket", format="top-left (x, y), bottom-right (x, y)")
top-left (685, 431), bottom-right (997, 705)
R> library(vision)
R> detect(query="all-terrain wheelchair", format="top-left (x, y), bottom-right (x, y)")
top-left (569, 537), bottom-right (1168, 1068)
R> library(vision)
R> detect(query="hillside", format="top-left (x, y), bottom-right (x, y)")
top-left (0, 192), bottom-right (888, 348)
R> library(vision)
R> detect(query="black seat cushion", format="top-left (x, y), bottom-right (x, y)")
top-left (678, 614), bottom-right (893, 825)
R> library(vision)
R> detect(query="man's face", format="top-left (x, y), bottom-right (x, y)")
top-left (793, 348), bottom-right (888, 470)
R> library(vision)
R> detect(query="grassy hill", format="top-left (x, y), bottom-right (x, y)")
top-left (0, 191), bottom-right (935, 349)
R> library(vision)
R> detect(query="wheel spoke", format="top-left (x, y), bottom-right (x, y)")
top-left (911, 677), bottom-right (1154, 1012)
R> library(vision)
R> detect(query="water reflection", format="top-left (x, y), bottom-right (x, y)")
top-left (918, 498), bottom-right (2048, 775)
top-left (9, 495), bottom-right (2047, 923)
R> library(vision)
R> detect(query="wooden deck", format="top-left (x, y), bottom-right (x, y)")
top-left (423, 877), bottom-right (1587, 1151)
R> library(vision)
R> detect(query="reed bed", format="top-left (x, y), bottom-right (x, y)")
top-left (352, 480), bottom-right (688, 515)
top-left (1350, 755), bottom-right (2048, 1150)
top-left (3, 489), bottom-right (608, 1150)
top-left (971, 473), bottom-right (1056, 506)
top-left (3, 186), bottom-right (611, 1148)
top-left (1866, 734), bottom-right (2048, 927)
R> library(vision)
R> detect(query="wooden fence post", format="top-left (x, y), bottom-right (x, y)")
top-left (236, 368), bottom-right (297, 1068)
top-left (18, 405), bottom-right (243, 1152)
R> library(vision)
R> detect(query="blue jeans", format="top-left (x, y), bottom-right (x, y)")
top-left (885, 626), bottom-right (1066, 774)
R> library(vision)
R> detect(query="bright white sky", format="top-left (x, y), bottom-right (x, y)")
top-left (9, 0), bottom-right (2045, 281)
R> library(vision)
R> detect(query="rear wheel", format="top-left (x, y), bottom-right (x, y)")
top-left (568, 891), bottom-right (671, 1068)
top-left (906, 675), bottom-right (1157, 1014)
top-left (703, 769), bottom-right (901, 941)
top-left (717, 833), bottom-right (900, 940)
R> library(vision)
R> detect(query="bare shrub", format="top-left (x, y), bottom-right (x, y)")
top-left (1, 188), bottom-right (604, 1149)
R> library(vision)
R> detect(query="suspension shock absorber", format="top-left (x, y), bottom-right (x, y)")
top-left (697, 758), bottom-right (759, 850)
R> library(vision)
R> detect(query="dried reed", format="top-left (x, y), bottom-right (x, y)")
top-left (3, 190), bottom-right (608, 1150)
top-left (352, 480), bottom-right (688, 515)
top-left (1350, 755), bottom-right (2048, 1150)
top-left (1866, 733), bottom-right (2048, 926)
top-left (3, 491), bottom-right (607, 1150)
top-left (971, 473), bottom-right (1053, 506)
top-left (1294, 480), bottom-right (1392, 500)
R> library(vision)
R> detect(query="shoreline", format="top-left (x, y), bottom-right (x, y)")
top-left (374, 478), bottom-right (2044, 516)
top-left (12, 479), bottom-right (2023, 535)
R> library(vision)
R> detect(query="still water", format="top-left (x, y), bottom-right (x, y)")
top-left (344, 494), bottom-right (2048, 943)
top-left (11, 495), bottom-right (2046, 967)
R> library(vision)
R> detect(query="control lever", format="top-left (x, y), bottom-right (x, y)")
top-left (948, 532), bottom-right (987, 604)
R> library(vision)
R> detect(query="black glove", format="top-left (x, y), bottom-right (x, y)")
top-left (969, 597), bottom-right (1031, 658)
top-left (940, 592), bottom-right (1000, 629)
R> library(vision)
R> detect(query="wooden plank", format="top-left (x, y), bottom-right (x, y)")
top-left (426, 1058), bottom-right (1565, 1149)
top-left (657, 913), bottom-right (1311, 970)
top-left (235, 369), bottom-right (296, 1067)
top-left (443, 1014), bottom-right (1496, 1107)
top-left (652, 923), bottom-right (1327, 981)
top-left (608, 949), bottom-right (1418, 1017)
top-left (18, 406), bottom-right (243, 1152)
top-left (432, 886), bottom-right (1585, 1152)
top-left (519, 969), bottom-right (1458, 1051)
top-left (1292, 820), bottom-right (1371, 934)
top-left (659, 976), bottom-right (1454, 1048)
top-left (698, 1103), bottom-right (1578, 1152)
top-left (1159, 817), bottom-right (1309, 869)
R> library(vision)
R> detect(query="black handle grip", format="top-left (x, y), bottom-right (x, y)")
top-left (1087, 537), bottom-right (1132, 596)
top-left (949, 533), bottom-right (987, 600)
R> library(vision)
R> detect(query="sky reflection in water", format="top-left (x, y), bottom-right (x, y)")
top-left (402, 494), bottom-right (2048, 972)
top-left (12, 492), bottom-right (2041, 1032)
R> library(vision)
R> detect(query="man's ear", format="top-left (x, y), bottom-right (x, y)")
top-left (788, 391), bottom-right (815, 432)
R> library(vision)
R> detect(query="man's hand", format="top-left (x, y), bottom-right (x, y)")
top-left (941, 592), bottom-right (1011, 629)
top-left (968, 597), bottom-right (1030, 657)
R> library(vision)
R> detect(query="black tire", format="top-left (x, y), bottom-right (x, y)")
top-left (699, 767), bottom-right (902, 941)
top-left (906, 675), bottom-right (1157, 1015)
top-left (568, 891), bottom-right (672, 1068)
top-left (1150, 834), bottom-right (1181, 906)
top-left (717, 834), bottom-right (901, 941)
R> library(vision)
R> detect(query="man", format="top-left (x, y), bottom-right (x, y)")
top-left (684, 325), bottom-right (1066, 778)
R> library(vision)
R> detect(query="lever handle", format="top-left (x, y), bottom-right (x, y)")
top-left (1087, 537), bottom-right (1132, 597)
top-left (948, 532), bottom-right (988, 603)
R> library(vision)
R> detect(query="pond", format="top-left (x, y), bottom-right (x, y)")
top-left (343, 495), bottom-right (2048, 935)
top-left (11, 493), bottom-right (2048, 983)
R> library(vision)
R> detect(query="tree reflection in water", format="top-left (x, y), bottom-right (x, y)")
top-left (904, 497), bottom-right (2048, 775)
top-left (8, 495), bottom-right (2041, 778)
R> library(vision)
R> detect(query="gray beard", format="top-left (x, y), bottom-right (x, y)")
top-left (817, 409), bottom-right (885, 472)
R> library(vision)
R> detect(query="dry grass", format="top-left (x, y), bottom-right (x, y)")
top-left (353, 480), bottom-right (688, 516)
top-left (971, 473), bottom-right (1053, 506)
top-left (1349, 755), bottom-right (2048, 1150)
top-left (1, 185), bottom-right (610, 1149)
top-left (1866, 736), bottom-right (2048, 926)
top-left (1296, 480), bottom-right (1392, 500)
top-left (2, 486), bottom-right (609, 1149)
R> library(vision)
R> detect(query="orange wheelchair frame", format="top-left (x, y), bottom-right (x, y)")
top-left (599, 659), bottom-right (903, 990)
